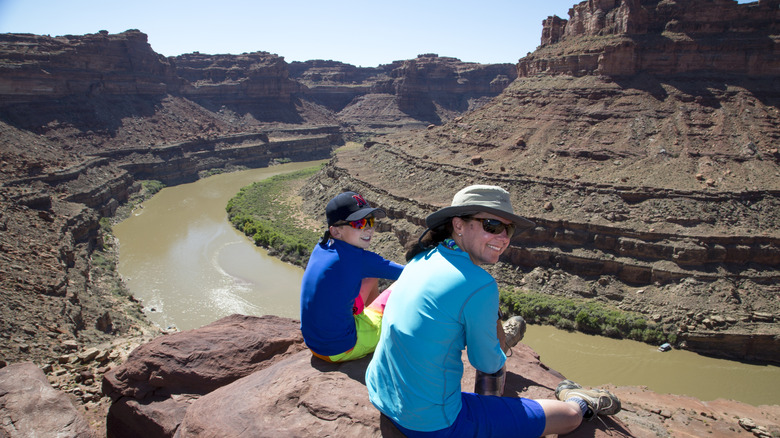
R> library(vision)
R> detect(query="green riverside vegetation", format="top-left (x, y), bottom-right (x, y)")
top-left (226, 164), bottom-right (676, 345)
top-left (500, 288), bottom-right (677, 345)
top-left (226, 166), bottom-right (323, 267)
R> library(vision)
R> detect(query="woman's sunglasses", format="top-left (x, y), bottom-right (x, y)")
top-left (464, 217), bottom-right (515, 236)
top-left (337, 216), bottom-right (376, 230)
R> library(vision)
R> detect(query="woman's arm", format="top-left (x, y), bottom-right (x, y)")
top-left (462, 282), bottom-right (506, 374)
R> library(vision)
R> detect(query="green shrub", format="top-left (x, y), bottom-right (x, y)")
top-left (141, 180), bottom-right (165, 195)
top-left (575, 310), bottom-right (600, 333)
top-left (91, 251), bottom-right (113, 271)
top-left (500, 288), bottom-right (677, 347)
top-left (226, 166), bottom-right (322, 267)
top-left (99, 217), bottom-right (112, 233)
top-left (556, 318), bottom-right (576, 331)
top-left (603, 325), bottom-right (621, 338)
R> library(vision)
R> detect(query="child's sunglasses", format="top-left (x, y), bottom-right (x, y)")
top-left (340, 216), bottom-right (375, 230)
top-left (464, 217), bottom-right (515, 236)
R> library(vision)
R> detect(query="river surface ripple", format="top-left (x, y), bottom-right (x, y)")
top-left (114, 162), bottom-right (320, 331)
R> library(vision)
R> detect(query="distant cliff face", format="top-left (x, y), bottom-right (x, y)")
top-left (0, 30), bottom-right (179, 104)
top-left (289, 55), bottom-right (517, 126)
top-left (0, 0), bottom-right (778, 395)
top-left (524, 0), bottom-right (779, 77)
top-left (0, 31), bottom-right (515, 130)
top-left (390, 55), bottom-right (517, 120)
top-left (173, 51), bottom-right (302, 114)
top-left (297, 0), bottom-right (780, 364)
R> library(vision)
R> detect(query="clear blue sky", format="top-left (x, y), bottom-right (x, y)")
top-left (0, 0), bottom-right (756, 67)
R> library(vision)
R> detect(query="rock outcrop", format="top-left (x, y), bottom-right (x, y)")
top-left (294, 0), bottom-right (779, 363)
top-left (102, 315), bottom-right (307, 437)
top-left (0, 30), bottom-right (178, 104)
top-left (0, 315), bottom-right (777, 437)
top-left (0, 362), bottom-right (98, 438)
top-left (98, 314), bottom-right (780, 438)
top-left (0, 0), bottom-right (778, 435)
top-left (525, 0), bottom-right (779, 77)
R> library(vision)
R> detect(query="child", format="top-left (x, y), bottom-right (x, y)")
top-left (299, 191), bottom-right (404, 362)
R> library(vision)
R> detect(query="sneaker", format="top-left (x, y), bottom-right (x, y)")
top-left (502, 315), bottom-right (526, 349)
top-left (555, 380), bottom-right (621, 420)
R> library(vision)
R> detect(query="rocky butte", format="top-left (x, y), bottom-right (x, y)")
top-left (0, 0), bottom-right (778, 437)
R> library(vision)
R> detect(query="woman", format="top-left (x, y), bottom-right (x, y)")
top-left (365, 185), bottom-right (620, 437)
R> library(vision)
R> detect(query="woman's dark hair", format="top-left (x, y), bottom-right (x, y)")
top-left (404, 221), bottom-right (454, 261)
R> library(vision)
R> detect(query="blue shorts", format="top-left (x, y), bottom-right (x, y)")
top-left (390, 392), bottom-right (546, 438)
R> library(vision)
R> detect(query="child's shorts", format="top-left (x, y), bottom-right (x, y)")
top-left (310, 288), bottom-right (392, 363)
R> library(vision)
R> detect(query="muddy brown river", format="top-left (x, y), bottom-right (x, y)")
top-left (114, 162), bottom-right (324, 330)
top-left (114, 162), bottom-right (779, 407)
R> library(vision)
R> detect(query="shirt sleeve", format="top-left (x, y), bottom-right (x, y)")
top-left (463, 281), bottom-right (506, 374)
top-left (361, 250), bottom-right (404, 280)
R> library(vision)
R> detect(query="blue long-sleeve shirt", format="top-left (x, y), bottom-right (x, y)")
top-left (300, 238), bottom-right (404, 356)
top-left (366, 243), bottom-right (505, 431)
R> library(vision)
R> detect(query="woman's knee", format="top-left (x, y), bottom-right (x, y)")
top-left (537, 399), bottom-right (582, 436)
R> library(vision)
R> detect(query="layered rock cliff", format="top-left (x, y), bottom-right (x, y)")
top-left (0, 0), bottom-right (778, 436)
top-left (290, 55), bottom-right (517, 130)
top-left (527, 0), bottom-right (779, 77)
top-left (0, 30), bottom-right (178, 104)
top-left (0, 27), bottom-right (519, 371)
top-left (296, 0), bottom-right (780, 363)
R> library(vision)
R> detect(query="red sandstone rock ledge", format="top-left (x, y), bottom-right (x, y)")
top-left (4, 314), bottom-right (773, 437)
top-left (0, 315), bottom-right (780, 438)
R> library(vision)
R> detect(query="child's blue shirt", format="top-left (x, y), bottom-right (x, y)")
top-left (300, 238), bottom-right (403, 356)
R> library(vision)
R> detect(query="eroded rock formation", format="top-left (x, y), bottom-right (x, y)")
top-left (97, 314), bottom-right (778, 438)
top-left (526, 0), bottom-right (779, 77)
top-left (289, 54), bottom-right (517, 130)
top-left (0, 362), bottom-right (98, 438)
top-left (0, 0), bottom-right (778, 435)
top-left (0, 30), bottom-right (178, 104)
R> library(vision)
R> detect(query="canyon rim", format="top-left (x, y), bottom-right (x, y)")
top-left (0, 0), bottom-right (779, 436)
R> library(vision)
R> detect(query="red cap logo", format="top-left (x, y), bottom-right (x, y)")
top-left (352, 194), bottom-right (368, 207)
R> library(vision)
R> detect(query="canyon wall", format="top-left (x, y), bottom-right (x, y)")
top-left (0, 0), bottom-right (777, 388)
top-left (0, 30), bottom-right (178, 104)
top-left (289, 55), bottom-right (518, 128)
top-left (0, 1), bottom-right (778, 435)
top-left (0, 28), bottom-right (514, 370)
top-left (524, 0), bottom-right (779, 77)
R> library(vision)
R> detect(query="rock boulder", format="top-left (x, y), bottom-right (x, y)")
top-left (102, 314), bottom-right (307, 437)
top-left (0, 362), bottom-right (97, 438)
top-left (99, 314), bottom-right (780, 437)
top-left (103, 314), bottom-right (635, 437)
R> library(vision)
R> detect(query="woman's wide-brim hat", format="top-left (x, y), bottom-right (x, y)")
top-left (425, 185), bottom-right (535, 234)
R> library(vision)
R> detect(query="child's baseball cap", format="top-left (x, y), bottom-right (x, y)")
top-left (326, 191), bottom-right (386, 226)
